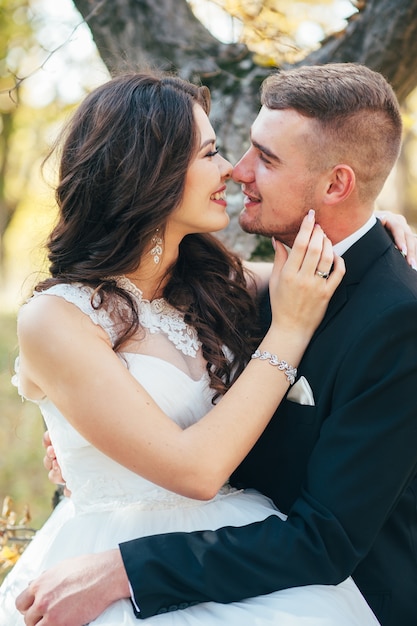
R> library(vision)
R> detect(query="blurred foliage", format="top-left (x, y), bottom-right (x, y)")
top-left (250, 235), bottom-right (275, 261)
top-left (0, 312), bottom-right (54, 583)
top-left (0, 0), bottom-right (32, 268)
top-left (0, 495), bottom-right (37, 577)
top-left (191, 0), bottom-right (359, 64)
top-left (0, 0), bottom-right (107, 296)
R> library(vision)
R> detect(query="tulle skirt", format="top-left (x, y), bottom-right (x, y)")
top-left (0, 488), bottom-right (379, 625)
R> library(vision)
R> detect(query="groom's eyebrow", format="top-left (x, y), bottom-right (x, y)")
top-left (251, 137), bottom-right (280, 163)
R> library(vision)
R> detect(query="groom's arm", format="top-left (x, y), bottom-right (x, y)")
top-left (120, 299), bottom-right (417, 618)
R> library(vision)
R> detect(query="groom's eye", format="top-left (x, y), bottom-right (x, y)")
top-left (259, 152), bottom-right (271, 165)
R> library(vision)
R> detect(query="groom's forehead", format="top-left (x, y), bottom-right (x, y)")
top-left (251, 107), bottom-right (313, 151)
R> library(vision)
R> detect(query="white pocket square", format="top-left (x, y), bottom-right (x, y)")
top-left (287, 376), bottom-right (315, 406)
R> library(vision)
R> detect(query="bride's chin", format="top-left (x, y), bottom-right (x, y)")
top-left (211, 215), bottom-right (230, 232)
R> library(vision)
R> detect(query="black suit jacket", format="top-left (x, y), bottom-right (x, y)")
top-left (120, 222), bottom-right (417, 625)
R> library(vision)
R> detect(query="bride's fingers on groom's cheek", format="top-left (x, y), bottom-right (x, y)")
top-left (318, 235), bottom-right (333, 268)
top-left (291, 211), bottom-right (316, 253)
top-left (301, 224), bottom-right (326, 270)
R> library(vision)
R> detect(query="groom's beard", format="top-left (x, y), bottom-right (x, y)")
top-left (238, 210), bottom-right (304, 249)
top-left (238, 179), bottom-right (318, 247)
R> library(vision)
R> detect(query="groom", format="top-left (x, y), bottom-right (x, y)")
top-left (17, 64), bottom-right (417, 626)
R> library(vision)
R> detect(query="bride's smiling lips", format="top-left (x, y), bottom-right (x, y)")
top-left (210, 185), bottom-right (227, 206)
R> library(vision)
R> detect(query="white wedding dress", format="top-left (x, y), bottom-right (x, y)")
top-left (0, 280), bottom-right (380, 625)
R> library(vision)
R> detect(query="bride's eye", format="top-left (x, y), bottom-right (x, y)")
top-left (205, 148), bottom-right (219, 158)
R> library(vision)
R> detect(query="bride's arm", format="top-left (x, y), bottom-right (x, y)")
top-left (375, 210), bottom-right (417, 268)
top-left (18, 214), bottom-right (344, 500)
top-left (243, 260), bottom-right (273, 297)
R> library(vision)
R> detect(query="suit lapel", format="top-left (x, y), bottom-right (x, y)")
top-left (312, 220), bottom-right (393, 341)
top-left (259, 220), bottom-right (395, 339)
top-left (311, 220), bottom-right (393, 337)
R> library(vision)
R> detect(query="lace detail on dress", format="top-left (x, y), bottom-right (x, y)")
top-left (26, 281), bottom-right (202, 358)
top-left (30, 284), bottom-right (120, 346)
top-left (115, 276), bottom-right (202, 357)
top-left (72, 480), bottom-right (241, 514)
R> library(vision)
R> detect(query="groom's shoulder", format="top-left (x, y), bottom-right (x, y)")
top-left (353, 222), bottom-right (417, 295)
top-left (382, 243), bottom-right (417, 291)
top-left (365, 244), bottom-right (417, 308)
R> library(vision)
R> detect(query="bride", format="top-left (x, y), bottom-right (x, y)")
top-left (1, 70), bottom-right (381, 625)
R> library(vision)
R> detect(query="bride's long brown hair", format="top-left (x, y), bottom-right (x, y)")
top-left (37, 70), bottom-right (260, 400)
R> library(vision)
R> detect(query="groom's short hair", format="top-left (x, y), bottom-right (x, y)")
top-left (261, 63), bottom-right (402, 202)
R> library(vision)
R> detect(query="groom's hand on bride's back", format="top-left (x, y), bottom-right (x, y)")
top-left (42, 430), bottom-right (71, 497)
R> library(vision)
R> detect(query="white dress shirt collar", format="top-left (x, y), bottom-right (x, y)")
top-left (333, 215), bottom-right (377, 256)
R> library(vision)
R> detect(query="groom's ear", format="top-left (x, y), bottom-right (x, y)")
top-left (323, 164), bottom-right (355, 205)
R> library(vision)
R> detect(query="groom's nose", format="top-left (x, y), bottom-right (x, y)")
top-left (232, 149), bottom-right (254, 184)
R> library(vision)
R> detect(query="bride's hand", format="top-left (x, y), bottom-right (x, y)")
top-left (376, 210), bottom-right (417, 269)
top-left (269, 210), bottom-right (345, 339)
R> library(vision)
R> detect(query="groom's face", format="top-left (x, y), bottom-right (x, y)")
top-left (233, 106), bottom-right (321, 247)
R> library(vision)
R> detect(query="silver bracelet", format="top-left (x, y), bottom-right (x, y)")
top-left (251, 349), bottom-right (297, 385)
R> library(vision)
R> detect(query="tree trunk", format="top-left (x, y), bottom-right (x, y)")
top-left (72, 0), bottom-right (417, 256)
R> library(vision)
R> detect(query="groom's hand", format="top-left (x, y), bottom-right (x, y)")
top-left (42, 431), bottom-right (71, 497)
top-left (15, 549), bottom-right (130, 625)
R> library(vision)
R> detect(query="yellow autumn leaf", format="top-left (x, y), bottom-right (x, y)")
top-left (252, 52), bottom-right (278, 67)
top-left (0, 544), bottom-right (20, 567)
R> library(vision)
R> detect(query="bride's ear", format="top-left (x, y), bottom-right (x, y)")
top-left (323, 164), bottom-right (355, 206)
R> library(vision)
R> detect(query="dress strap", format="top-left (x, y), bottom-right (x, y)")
top-left (30, 284), bottom-right (118, 346)
top-left (28, 281), bottom-right (202, 358)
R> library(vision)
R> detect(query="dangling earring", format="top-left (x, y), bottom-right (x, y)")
top-left (150, 228), bottom-right (163, 264)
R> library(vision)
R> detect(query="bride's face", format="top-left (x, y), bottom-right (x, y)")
top-left (167, 104), bottom-right (232, 238)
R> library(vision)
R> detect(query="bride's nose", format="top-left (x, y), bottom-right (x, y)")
top-left (232, 149), bottom-right (253, 184)
top-left (221, 158), bottom-right (233, 180)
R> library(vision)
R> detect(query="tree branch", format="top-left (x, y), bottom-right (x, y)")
top-left (301, 0), bottom-right (417, 102)
top-left (72, 0), bottom-right (248, 79)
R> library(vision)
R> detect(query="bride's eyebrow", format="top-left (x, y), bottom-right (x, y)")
top-left (199, 138), bottom-right (216, 150)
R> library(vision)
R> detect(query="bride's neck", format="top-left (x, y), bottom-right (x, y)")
top-left (125, 255), bottom-right (177, 301)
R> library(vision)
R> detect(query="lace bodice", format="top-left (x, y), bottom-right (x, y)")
top-left (26, 279), bottom-right (202, 357)
top-left (13, 281), bottom-right (220, 513)
top-left (114, 276), bottom-right (202, 357)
